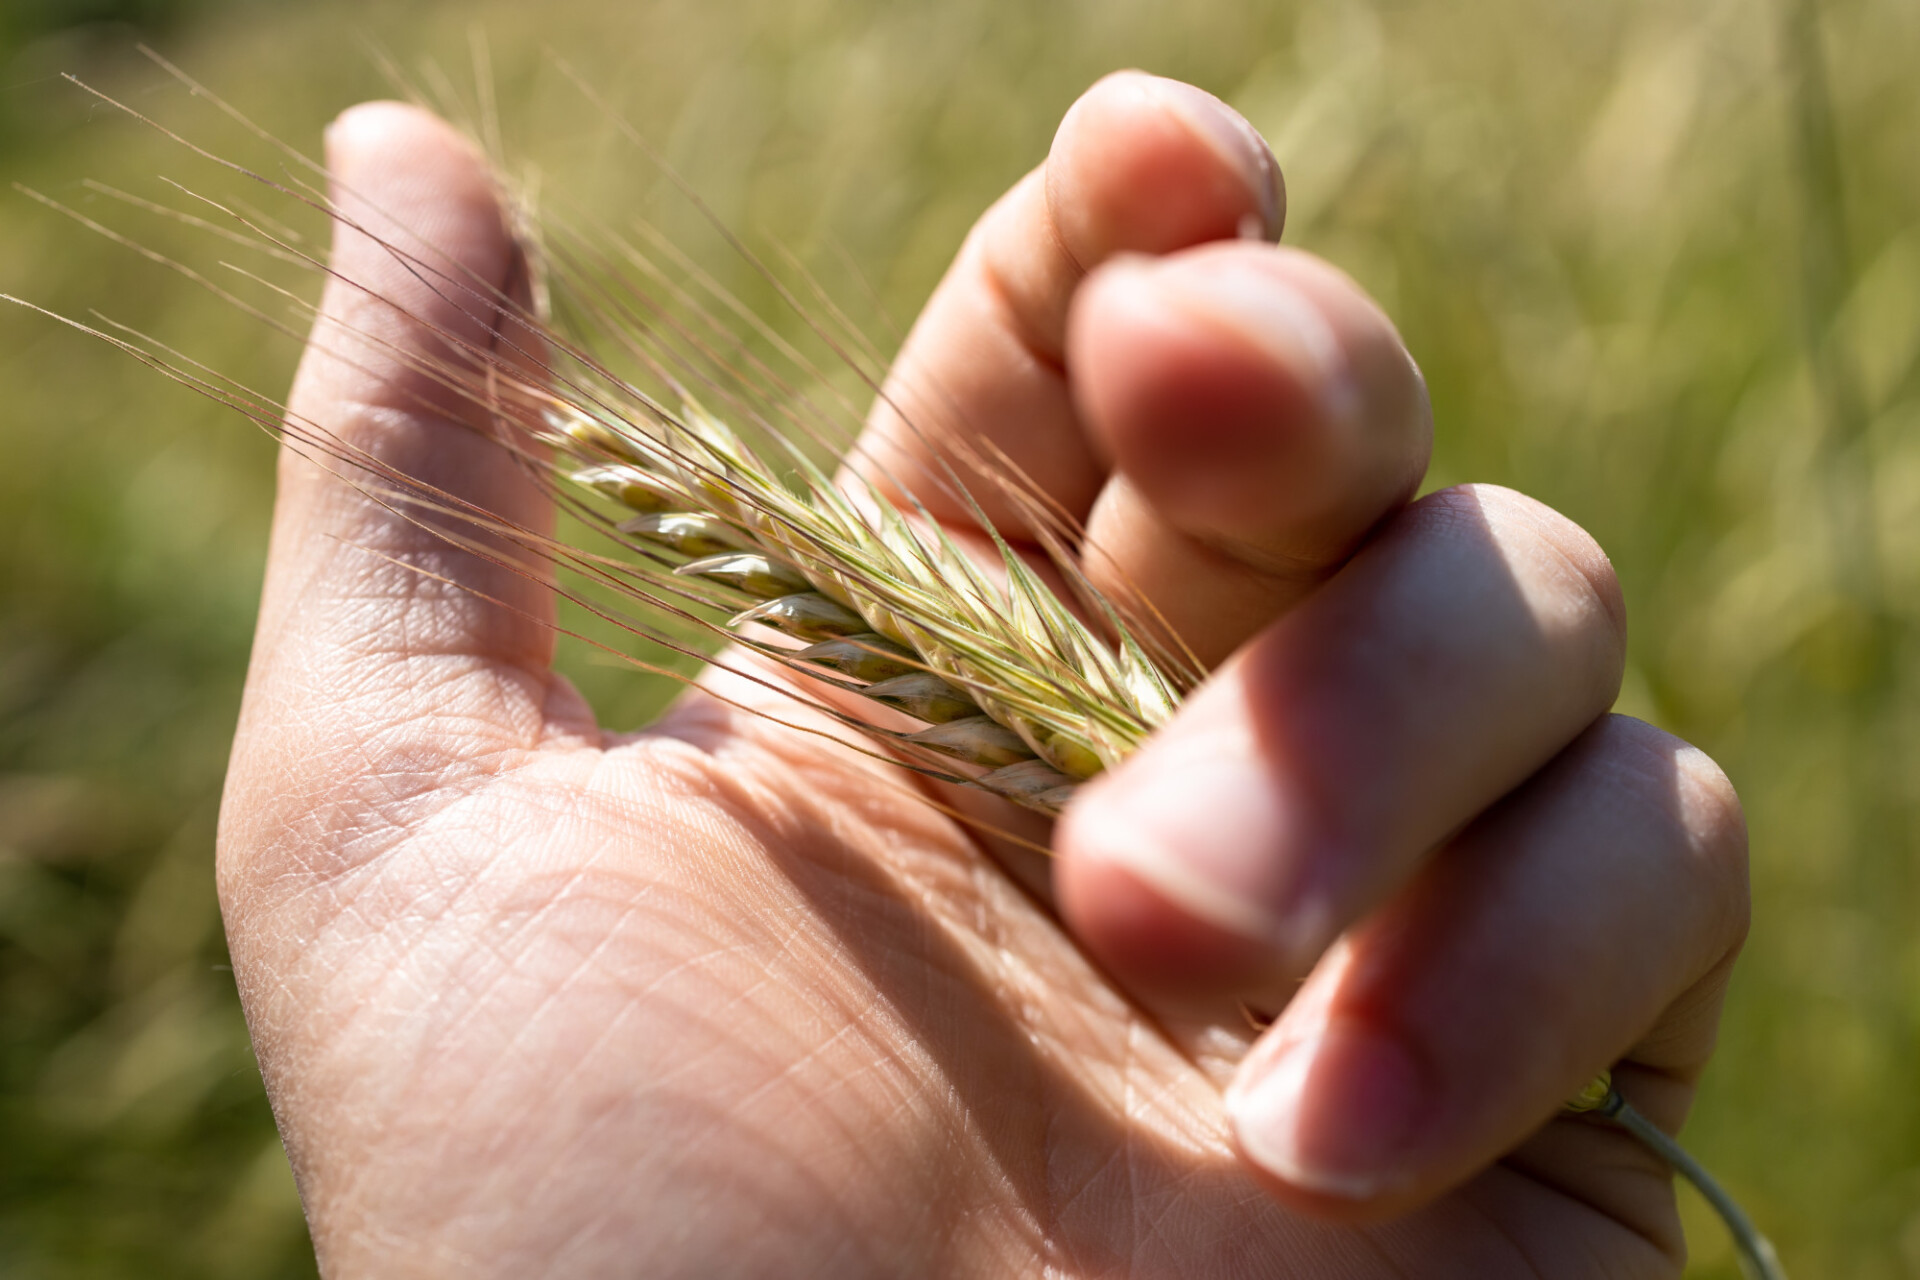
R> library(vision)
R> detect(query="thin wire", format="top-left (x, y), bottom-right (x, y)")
top-left (1599, 1090), bottom-right (1788, 1280)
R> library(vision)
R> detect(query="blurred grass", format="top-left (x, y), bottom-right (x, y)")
top-left (1, 0), bottom-right (1915, 1275)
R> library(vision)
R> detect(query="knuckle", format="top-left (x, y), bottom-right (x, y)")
top-left (1672, 740), bottom-right (1746, 851)
top-left (1466, 483), bottom-right (1628, 675)
top-left (1671, 742), bottom-right (1752, 951)
top-left (1600, 715), bottom-right (1752, 958)
top-left (1504, 486), bottom-right (1624, 635)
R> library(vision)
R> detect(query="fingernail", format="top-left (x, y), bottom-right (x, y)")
top-left (1150, 79), bottom-right (1284, 241)
top-left (1065, 731), bottom-right (1332, 961)
top-left (1227, 1017), bottom-right (1432, 1199)
top-left (1162, 257), bottom-right (1363, 427)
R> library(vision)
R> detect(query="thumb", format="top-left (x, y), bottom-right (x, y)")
top-left (224, 102), bottom-right (566, 892)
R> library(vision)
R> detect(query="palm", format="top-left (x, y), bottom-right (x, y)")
top-left (222, 85), bottom-right (1744, 1278)
top-left (236, 686), bottom-right (1660, 1276)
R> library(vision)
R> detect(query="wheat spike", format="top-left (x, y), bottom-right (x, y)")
top-left (544, 393), bottom-right (1180, 814)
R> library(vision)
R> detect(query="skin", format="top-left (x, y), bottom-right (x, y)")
top-left (219, 73), bottom-right (1749, 1278)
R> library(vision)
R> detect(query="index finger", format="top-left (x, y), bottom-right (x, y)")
top-left (852, 71), bottom-right (1283, 538)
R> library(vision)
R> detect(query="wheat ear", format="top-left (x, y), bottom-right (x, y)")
top-left (546, 392), bottom-right (1180, 815)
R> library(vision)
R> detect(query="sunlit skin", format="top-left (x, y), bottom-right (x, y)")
top-left (218, 74), bottom-right (1748, 1277)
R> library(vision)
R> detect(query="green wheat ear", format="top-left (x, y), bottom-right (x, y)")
top-left (545, 394), bottom-right (1182, 815)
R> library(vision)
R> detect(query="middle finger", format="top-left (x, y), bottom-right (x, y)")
top-left (1071, 242), bottom-right (1433, 668)
top-left (1056, 483), bottom-right (1628, 998)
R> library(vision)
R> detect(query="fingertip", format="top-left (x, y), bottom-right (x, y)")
top-left (301, 98), bottom-right (517, 393)
top-left (1055, 819), bottom-right (1287, 996)
top-left (1073, 245), bottom-right (1427, 533)
top-left (1070, 250), bottom-right (1351, 535)
top-left (1047, 71), bottom-right (1284, 267)
top-left (1226, 1014), bottom-right (1439, 1216)
top-left (323, 100), bottom-right (482, 171)
top-left (1051, 691), bottom-right (1343, 995)
top-left (1143, 76), bottom-right (1285, 242)
top-left (317, 104), bottom-right (508, 282)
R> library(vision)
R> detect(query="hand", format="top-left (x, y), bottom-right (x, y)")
top-left (220, 74), bottom-right (1748, 1277)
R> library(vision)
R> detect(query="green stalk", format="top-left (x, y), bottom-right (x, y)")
top-left (1596, 1087), bottom-right (1787, 1280)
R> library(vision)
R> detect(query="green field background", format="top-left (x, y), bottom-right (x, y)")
top-left (2, 0), bottom-right (1915, 1275)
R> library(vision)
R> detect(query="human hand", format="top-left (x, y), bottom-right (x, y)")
top-left (219, 74), bottom-right (1747, 1277)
